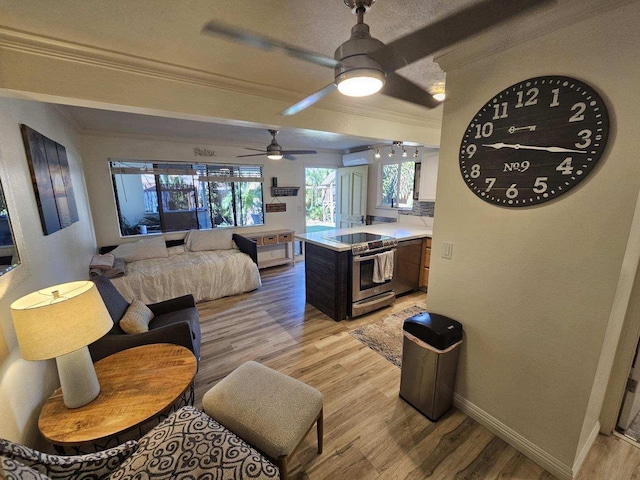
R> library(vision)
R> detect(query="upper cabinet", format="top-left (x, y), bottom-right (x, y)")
top-left (418, 151), bottom-right (439, 202)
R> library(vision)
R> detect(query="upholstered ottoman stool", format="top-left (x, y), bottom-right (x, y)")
top-left (203, 361), bottom-right (323, 480)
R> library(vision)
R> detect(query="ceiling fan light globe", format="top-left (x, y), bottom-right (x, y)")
top-left (336, 70), bottom-right (385, 97)
top-left (267, 153), bottom-right (283, 160)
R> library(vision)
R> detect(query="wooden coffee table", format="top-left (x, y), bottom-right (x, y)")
top-left (39, 343), bottom-right (197, 453)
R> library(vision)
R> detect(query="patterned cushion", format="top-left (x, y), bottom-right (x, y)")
top-left (108, 406), bottom-right (279, 480)
top-left (119, 300), bottom-right (154, 334)
top-left (0, 455), bottom-right (52, 480)
top-left (0, 438), bottom-right (138, 480)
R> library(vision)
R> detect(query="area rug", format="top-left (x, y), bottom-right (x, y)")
top-left (349, 304), bottom-right (427, 368)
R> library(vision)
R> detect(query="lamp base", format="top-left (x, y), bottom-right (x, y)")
top-left (56, 346), bottom-right (100, 408)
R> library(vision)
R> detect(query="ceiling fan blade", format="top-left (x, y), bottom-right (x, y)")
top-left (281, 150), bottom-right (317, 155)
top-left (280, 83), bottom-right (338, 116)
top-left (381, 73), bottom-right (441, 109)
top-left (236, 153), bottom-right (269, 158)
top-left (202, 21), bottom-right (339, 69)
top-left (369, 0), bottom-right (554, 72)
top-left (243, 148), bottom-right (268, 152)
top-left (283, 155), bottom-right (297, 161)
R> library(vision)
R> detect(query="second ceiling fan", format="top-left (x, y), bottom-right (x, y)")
top-left (237, 130), bottom-right (317, 161)
top-left (202, 0), bottom-right (554, 116)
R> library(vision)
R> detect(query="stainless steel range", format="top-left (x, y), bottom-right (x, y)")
top-left (326, 233), bottom-right (398, 317)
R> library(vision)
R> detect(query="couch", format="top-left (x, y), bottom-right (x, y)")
top-left (88, 274), bottom-right (201, 363)
top-left (97, 231), bottom-right (261, 304)
top-left (0, 406), bottom-right (279, 479)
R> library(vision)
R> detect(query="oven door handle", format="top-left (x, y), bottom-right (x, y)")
top-left (354, 290), bottom-right (395, 306)
top-left (353, 249), bottom-right (395, 262)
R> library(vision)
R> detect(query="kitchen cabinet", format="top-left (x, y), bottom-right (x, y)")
top-left (246, 229), bottom-right (295, 269)
top-left (304, 242), bottom-right (350, 321)
top-left (296, 224), bottom-right (432, 321)
top-left (395, 239), bottom-right (423, 295)
top-left (419, 237), bottom-right (432, 289)
top-left (418, 151), bottom-right (439, 202)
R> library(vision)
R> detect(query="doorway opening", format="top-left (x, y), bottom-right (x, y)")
top-left (305, 167), bottom-right (336, 233)
top-left (616, 337), bottom-right (640, 445)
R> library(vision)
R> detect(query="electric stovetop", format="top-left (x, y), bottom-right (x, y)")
top-left (328, 233), bottom-right (387, 245)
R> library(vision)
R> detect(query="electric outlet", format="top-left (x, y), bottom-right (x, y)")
top-left (442, 242), bottom-right (453, 259)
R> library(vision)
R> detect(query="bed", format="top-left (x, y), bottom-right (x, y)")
top-left (97, 231), bottom-right (261, 304)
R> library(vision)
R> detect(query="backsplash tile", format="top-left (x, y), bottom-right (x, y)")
top-left (398, 201), bottom-right (435, 218)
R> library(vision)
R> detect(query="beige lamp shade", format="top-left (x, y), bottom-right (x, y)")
top-left (11, 281), bottom-right (113, 361)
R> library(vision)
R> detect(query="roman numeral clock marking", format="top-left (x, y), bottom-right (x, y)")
top-left (459, 76), bottom-right (610, 207)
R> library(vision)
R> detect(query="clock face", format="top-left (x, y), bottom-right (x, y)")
top-left (459, 76), bottom-right (610, 207)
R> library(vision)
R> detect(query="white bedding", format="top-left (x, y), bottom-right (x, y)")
top-left (111, 249), bottom-right (261, 304)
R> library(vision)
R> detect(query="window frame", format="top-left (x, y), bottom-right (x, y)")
top-left (377, 157), bottom-right (416, 209)
top-left (109, 160), bottom-right (265, 237)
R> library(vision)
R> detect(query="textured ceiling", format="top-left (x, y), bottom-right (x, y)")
top-left (0, 0), bottom-right (469, 101)
top-left (1, 0), bottom-right (472, 149)
top-left (0, 0), bottom-right (598, 149)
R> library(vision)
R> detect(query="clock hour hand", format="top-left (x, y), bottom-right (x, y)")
top-left (482, 143), bottom-right (587, 154)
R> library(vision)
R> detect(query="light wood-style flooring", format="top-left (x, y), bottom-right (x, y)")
top-left (194, 262), bottom-right (640, 480)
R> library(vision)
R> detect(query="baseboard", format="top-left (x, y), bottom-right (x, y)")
top-left (453, 394), bottom-right (574, 480)
top-left (572, 421), bottom-right (600, 476)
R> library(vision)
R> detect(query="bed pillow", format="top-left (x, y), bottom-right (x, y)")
top-left (184, 229), bottom-right (235, 252)
top-left (166, 245), bottom-right (186, 256)
top-left (110, 237), bottom-right (168, 263)
top-left (119, 300), bottom-right (154, 334)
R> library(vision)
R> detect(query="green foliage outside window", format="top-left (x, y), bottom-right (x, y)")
top-left (110, 161), bottom-right (264, 235)
top-left (305, 168), bottom-right (335, 222)
top-left (381, 160), bottom-right (415, 208)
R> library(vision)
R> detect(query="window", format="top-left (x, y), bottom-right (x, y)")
top-left (379, 159), bottom-right (415, 208)
top-left (109, 160), bottom-right (264, 236)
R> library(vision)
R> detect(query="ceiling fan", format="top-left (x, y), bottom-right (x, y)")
top-left (202, 0), bottom-right (553, 116)
top-left (237, 130), bottom-right (317, 161)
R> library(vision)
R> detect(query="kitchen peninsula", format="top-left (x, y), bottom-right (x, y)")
top-left (296, 224), bottom-right (432, 321)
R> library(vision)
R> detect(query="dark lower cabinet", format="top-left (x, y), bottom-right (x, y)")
top-left (304, 242), bottom-right (350, 321)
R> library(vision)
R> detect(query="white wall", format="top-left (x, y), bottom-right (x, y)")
top-left (365, 149), bottom-right (435, 220)
top-left (0, 98), bottom-right (96, 446)
top-left (430, 3), bottom-right (640, 477)
top-left (80, 134), bottom-right (342, 248)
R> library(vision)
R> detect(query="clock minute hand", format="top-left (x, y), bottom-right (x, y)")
top-left (482, 143), bottom-right (587, 154)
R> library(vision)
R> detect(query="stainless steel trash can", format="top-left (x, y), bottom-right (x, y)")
top-left (399, 312), bottom-right (463, 421)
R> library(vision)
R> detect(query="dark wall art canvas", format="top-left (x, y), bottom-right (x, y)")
top-left (20, 125), bottom-right (79, 235)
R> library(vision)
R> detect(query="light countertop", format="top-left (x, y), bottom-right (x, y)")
top-left (295, 223), bottom-right (432, 252)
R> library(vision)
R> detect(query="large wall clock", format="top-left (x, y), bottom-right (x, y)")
top-left (459, 76), bottom-right (610, 207)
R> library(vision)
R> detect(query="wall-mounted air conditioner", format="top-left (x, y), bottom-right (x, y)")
top-left (342, 149), bottom-right (374, 166)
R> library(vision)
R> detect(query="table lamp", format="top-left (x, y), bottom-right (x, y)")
top-left (11, 280), bottom-right (113, 408)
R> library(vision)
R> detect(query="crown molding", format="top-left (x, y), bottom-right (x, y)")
top-left (80, 129), bottom-right (344, 154)
top-left (435, 0), bottom-right (635, 72)
top-left (50, 103), bottom-right (83, 134)
top-left (0, 26), bottom-right (439, 129)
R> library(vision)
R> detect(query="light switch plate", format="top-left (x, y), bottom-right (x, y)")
top-left (442, 242), bottom-right (453, 259)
